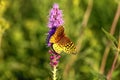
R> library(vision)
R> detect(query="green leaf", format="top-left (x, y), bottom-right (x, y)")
top-left (102, 28), bottom-right (118, 48)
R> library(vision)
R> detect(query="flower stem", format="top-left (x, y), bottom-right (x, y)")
top-left (52, 66), bottom-right (57, 80)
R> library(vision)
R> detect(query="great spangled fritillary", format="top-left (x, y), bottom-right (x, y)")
top-left (49, 26), bottom-right (76, 54)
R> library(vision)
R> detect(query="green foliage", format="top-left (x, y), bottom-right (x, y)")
top-left (102, 28), bottom-right (118, 50)
top-left (0, 0), bottom-right (120, 80)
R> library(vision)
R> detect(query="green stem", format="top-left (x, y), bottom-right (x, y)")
top-left (52, 66), bottom-right (57, 80)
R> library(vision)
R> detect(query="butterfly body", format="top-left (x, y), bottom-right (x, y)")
top-left (49, 26), bottom-right (76, 54)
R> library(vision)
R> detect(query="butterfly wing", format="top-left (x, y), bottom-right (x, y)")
top-left (49, 26), bottom-right (64, 43)
top-left (52, 36), bottom-right (76, 54)
top-left (50, 26), bottom-right (76, 54)
top-left (52, 43), bottom-right (63, 54)
top-left (62, 37), bottom-right (76, 54)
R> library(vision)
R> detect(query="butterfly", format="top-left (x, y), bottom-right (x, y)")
top-left (49, 26), bottom-right (76, 54)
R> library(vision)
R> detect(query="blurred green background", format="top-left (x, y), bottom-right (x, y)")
top-left (0, 0), bottom-right (120, 80)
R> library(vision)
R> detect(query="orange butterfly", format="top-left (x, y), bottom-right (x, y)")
top-left (49, 26), bottom-right (76, 54)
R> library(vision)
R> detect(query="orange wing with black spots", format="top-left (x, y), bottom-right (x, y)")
top-left (49, 26), bottom-right (76, 54)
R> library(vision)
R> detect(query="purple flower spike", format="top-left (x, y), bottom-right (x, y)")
top-left (47, 4), bottom-right (63, 67)
top-left (47, 3), bottom-right (64, 46)
top-left (49, 50), bottom-right (61, 67)
top-left (48, 3), bottom-right (64, 28)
